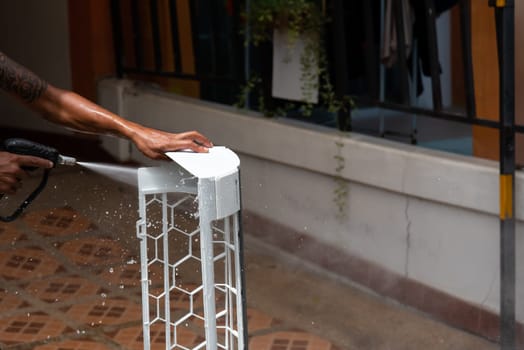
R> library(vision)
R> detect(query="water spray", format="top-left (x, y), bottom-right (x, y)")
top-left (0, 138), bottom-right (77, 222)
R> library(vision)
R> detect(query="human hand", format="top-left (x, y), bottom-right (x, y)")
top-left (129, 126), bottom-right (213, 160)
top-left (0, 151), bottom-right (53, 194)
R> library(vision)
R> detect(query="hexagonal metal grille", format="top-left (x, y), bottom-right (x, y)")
top-left (137, 169), bottom-right (245, 350)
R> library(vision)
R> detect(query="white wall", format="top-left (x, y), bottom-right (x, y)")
top-left (98, 79), bottom-right (524, 322)
top-left (0, 0), bottom-right (72, 132)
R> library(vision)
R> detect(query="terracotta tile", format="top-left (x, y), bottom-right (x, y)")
top-left (24, 276), bottom-right (101, 304)
top-left (0, 313), bottom-right (68, 345)
top-left (399, 279), bottom-right (426, 310)
top-left (59, 237), bottom-right (132, 267)
top-left (96, 262), bottom-right (142, 290)
top-left (35, 338), bottom-right (113, 350)
top-left (247, 308), bottom-right (274, 332)
top-left (0, 288), bottom-right (28, 313)
top-left (0, 222), bottom-right (27, 247)
top-left (112, 323), bottom-right (204, 350)
top-left (0, 247), bottom-right (62, 280)
top-left (438, 299), bottom-right (480, 334)
top-left (367, 264), bottom-right (402, 298)
top-left (516, 322), bottom-right (524, 348)
top-left (249, 331), bottom-right (335, 350)
top-left (66, 297), bottom-right (142, 328)
top-left (22, 207), bottom-right (94, 237)
top-left (478, 309), bottom-right (499, 342)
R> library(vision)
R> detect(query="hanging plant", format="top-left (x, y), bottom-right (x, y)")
top-left (239, 0), bottom-right (353, 125)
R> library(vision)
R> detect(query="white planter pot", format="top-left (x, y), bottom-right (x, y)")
top-left (271, 28), bottom-right (319, 104)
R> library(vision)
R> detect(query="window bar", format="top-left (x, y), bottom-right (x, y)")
top-left (363, 0), bottom-right (378, 100)
top-left (331, 0), bottom-right (351, 131)
top-left (131, 0), bottom-right (144, 71)
top-left (149, 0), bottom-right (163, 72)
top-left (209, 0), bottom-right (220, 77)
top-left (392, 0), bottom-right (411, 105)
top-left (459, 0), bottom-right (476, 119)
top-left (110, 0), bottom-right (124, 78)
top-left (168, 0), bottom-right (182, 73)
top-left (232, 0), bottom-right (245, 86)
top-left (379, 0), bottom-right (386, 137)
top-left (242, 0), bottom-right (252, 109)
top-left (188, 0), bottom-right (201, 77)
top-left (422, 0), bottom-right (443, 111)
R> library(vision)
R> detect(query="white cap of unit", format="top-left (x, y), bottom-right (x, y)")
top-left (165, 146), bottom-right (240, 179)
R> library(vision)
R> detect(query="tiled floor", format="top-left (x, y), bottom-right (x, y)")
top-left (0, 166), bottom-right (498, 350)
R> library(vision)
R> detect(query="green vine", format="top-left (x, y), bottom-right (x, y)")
top-left (333, 140), bottom-right (348, 220)
top-left (239, 0), bottom-right (353, 126)
top-left (239, 0), bottom-right (353, 216)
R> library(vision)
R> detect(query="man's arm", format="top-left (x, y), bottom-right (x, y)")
top-left (0, 52), bottom-right (47, 103)
top-left (0, 51), bottom-right (212, 160)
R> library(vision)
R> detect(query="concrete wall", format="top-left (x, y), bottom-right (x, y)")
top-left (98, 79), bottom-right (524, 324)
top-left (0, 0), bottom-right (72, 133)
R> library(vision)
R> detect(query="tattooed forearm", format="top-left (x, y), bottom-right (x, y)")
top-left (0, 51), bottom-right (48, 103)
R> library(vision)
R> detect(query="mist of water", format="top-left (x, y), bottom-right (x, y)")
top-left (77, 162), bottom-right (138, 187)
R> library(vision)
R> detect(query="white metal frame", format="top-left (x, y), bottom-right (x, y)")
top-left (137, 147), bottom-right (245, 350)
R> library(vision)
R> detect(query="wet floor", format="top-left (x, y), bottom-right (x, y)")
top-left (0, 166), bottom-right (497, 350)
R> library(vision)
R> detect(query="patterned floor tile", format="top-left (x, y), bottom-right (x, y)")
top-left (59, 237), bottom-right (133, 268)
top-left (249, 331), bottom-right (336, 350)
top-left (0, 288), bottom-right (29, 314)
top-left (0, 247), bottom-right (62, 281)
top-left (112, 323), bottom-right (205, 350)
top-left (96, 262), bottom-right (142, 290)
top-left (34, 338), bottom-right (114, 350)
top-left (22, 276), bottom-right (102, 304)
top-left (247, 308), bottom-right (277, 332)
top-left (0, 222), bottom-right (27, 248)
top-left (0, 313), bottom-right (69, 346)
top-left (65, 297), bottom-right (142, 328)
top-left (22, 207), bottom-right (94, 237)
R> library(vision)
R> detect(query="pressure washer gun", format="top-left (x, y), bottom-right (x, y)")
top-left (0, 138), bottom-right (76, 222)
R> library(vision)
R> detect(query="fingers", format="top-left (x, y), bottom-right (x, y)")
top-left (0, 175), bottom-right (22, 195)
top-left (133, 129), bottom-right (214, 159)
top-left (177, 131), bottom-right (213, 149)
top-left (17, 155), bottom-right (54, 169)
top-left (0, 152), bottom-right (52, 195)
top-left (176, 137), bottom-right (212, 153)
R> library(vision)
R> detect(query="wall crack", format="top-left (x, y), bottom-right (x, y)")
top-left (404, 196), bottom-right (412, 277)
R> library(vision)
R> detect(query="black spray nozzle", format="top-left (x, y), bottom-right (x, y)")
top-left (0, 138), bottom-right (76, 222)
top-left (2, 138), bottom-right (76, 167)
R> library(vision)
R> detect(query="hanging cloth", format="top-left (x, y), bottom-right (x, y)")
top-left (381, 0), bottom-right (415, 68)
